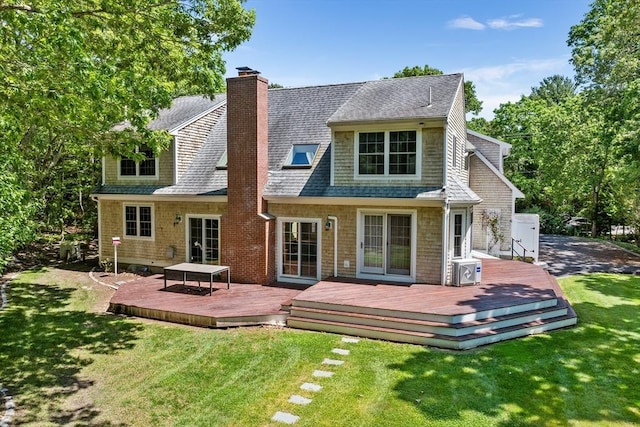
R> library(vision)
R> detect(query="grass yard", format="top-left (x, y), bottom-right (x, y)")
top-left (0, 267), bottom-right (639, 426)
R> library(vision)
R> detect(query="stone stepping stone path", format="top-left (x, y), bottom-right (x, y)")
top-left (271, 336), bottom-right (360, 424)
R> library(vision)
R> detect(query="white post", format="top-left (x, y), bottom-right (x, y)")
top-left (112, 236), bottom-right (121, 276)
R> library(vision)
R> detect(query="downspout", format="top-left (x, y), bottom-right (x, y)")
top-left (172, 135), bottom-right (178, 185)
top-left (441, 197), bottom-right (450, 285)
top-left (441, 121), bottom-right (450, 285)
top-left (328, 215), bottom-right (338, 277)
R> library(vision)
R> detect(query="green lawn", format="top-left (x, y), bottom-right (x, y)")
top-left (1, 268), bottom-right (638, 426)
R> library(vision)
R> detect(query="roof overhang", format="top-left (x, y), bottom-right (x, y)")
top-left (263, 195), bottom-right (446, 208)
top-left (328, 117), bottom-right (446, 131)
top-left (91, 193), bottom-right (228, 203)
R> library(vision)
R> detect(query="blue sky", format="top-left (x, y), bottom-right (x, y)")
top-left (223, 0), bottom-right (592, 118)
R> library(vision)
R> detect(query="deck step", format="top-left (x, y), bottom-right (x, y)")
top-left (290, 303), bottom-right (569, 337)
top-left (291, 295), bottom-right (560, 324)
top-left (287, 311), bottom-right (577, 350)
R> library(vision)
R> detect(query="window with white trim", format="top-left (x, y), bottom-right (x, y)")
top-left (357, 130), bottom-right (417, 177)
top-left (120, 146), bottom-right (158, 178)
top-left (124, 205), bottom-right (153, 238)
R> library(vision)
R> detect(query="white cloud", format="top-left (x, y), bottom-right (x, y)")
top-left (487, 17), bottom-right (543, 30)
top-left (448, 16), bottom-right (486, 30)
top-left (463, 57), bottom-right (572, 119)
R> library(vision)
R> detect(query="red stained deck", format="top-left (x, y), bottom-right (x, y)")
top-left (299, 258), bottom-right (563, 318)
top-left (107, 258), bottom-right (571, 332)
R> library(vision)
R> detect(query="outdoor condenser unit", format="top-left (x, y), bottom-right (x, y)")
top-left (452, 259), bottom-right (482, 286)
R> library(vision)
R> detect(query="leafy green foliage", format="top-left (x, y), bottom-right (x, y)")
top-left (0, 1), bottom-right (255, 267)
top-left (392, 64), bottom-right (483, 115)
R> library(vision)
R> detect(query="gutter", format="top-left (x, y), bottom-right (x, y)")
top-left (441, 196), bottom-right (450, 286)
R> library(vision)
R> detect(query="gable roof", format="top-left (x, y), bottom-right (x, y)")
top-left (101, 74), bottom-right (478, 203)
top-left (111, 94), bottom-right (226, 134)
top-left (327, 74), bottom-right (462, 124)
top-left (149, 94), bottom-right (227, 133)
top-left (467, 129), bottom-right (512, 156)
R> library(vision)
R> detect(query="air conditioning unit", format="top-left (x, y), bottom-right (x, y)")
top-left (452, 259), bottom-right (482, 286)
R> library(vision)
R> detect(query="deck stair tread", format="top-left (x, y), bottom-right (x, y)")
top-left (288, 311), bottom-right (577, 345)
top-left (290, 302), bottom-right (569, 329)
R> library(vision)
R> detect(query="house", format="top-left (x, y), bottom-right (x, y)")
top-left (94, 68), bottom-right (526, 286)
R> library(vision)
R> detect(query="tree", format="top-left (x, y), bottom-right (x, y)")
top-left (391, 65), bottom-right (483, 115)
top-left (568, 0), bottom-right (640, 236)
top-left (530, 75), bottom-right (578, 105)
top-left (0, 1), bottom-right (255, 267)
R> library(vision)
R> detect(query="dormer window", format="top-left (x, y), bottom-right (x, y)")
top-left (216, 150), bottom-right (228, 169)
top-left (284, 144), bottom-right (319, 168)
top-left (119, 146), bottom-right (158, 178)
top-left (356, 130), bottom-right (419, 178)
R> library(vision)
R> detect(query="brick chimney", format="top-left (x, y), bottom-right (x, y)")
top-left (222, 67), bottom-right (275, 284)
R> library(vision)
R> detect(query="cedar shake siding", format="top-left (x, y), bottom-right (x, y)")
top-left (470, 155), bottom-right (515, 251)
top-left (332, 127), bottom-right (445, 187)
top-left (95, 72), bottom-right (494, 286)
top-left (98, 199), bottom-right (226, 268)
top-left (268, 203), bottom-right (442, 284)
top-left (103, 144), bottom-right (174, 186)
top-left (446, 79), bottom-right (468, 184)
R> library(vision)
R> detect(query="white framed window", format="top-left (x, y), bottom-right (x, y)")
top-left (123, 204), bottom-right (154, 240)
top-left (355, 130), bottom-right (420, 178)
top-left (449, 210), bottom-right (469, 260)
top-left (284, 144), bottom-right (319, 168)
top-left (277, 217), bottom-right (322, 284)
top-left (118, 146), bottom-right (159, 179)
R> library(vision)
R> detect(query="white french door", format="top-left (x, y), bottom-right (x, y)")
top-left (187, 216), bottom-right (220, 264)
top-left (360, 211), bottom-right (414, 278)
top-left (278, 218), bottom-right (321, 282)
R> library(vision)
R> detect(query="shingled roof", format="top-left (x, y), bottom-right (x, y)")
top-left (327, 74), bottom-right (462, 124)
top-left (101, 74), bottom-right (478, 203)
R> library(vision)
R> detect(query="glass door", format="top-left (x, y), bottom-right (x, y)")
top-left (281, 220), bottom-right (319, 279)
top-left (362, 214), bottom-right (384, 274)
top-left (189, 217), bottom-right (219, 264)
top-left (361, 213), bottom-right (412, 276)
top-left (387, 214), bottom-right (411, 275)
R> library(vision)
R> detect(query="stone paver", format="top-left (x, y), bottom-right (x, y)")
top-left (332, 348), bottom-right (350, 356)
top-left (312, 370), bottom-right (334, 378)
top-left (288, 395), bottom-right (312, 405)
top-left (342, 337), bottom-right (360, 343)
top-left (272, 411), bottom-right (299, 424)
top-left (300, 382), bottom-right (322, 392)
top-left (322, 358), bottom-right (344, 366)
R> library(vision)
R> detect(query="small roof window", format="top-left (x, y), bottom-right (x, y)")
top-left (216, 150), bottom-right (227, 169)
top-left (284, 144), bottom-right (319, 168)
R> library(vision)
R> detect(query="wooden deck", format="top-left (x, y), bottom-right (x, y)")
top-left (108, 276), bottom-right (303, 327)
top-left (108, 258), bottom-right (576, 348)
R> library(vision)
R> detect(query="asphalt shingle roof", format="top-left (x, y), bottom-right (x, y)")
top-left (112, 94), bottom-right (226, 132)
top-left (100, 74), bottom-right (479, 203)
top-left (327, 74), bottom-right (462, 124)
